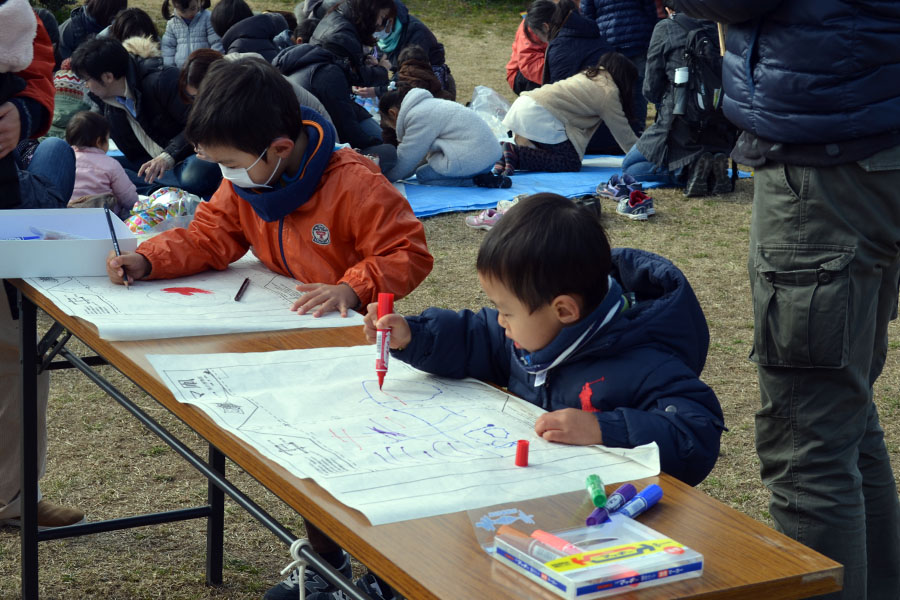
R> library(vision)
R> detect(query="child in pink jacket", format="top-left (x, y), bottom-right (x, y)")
top-left (66, 110), bottom-right (138, 215)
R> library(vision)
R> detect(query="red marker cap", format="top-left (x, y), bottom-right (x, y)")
top-left (377, 293), bottom-right (394, 319)
top-left (515, 439), bottom-right (529, 467)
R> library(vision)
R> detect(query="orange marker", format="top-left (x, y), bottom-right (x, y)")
top-left (375, 293), bottom-right (394, 389)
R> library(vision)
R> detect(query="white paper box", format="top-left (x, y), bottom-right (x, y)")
top-left (0, 208), bottom-right (137, 277)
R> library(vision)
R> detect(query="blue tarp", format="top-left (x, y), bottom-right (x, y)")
top-left (399, 156), bottom-right (750, 218)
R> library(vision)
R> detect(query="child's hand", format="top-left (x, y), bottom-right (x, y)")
top-left (535, 408), bottom-right (603, 446)
top-left (363, 302), bottom-right (411, 349)
top-left (293, 283), bottom-right (359, 317)
top-left (106, 250), bottom-right (150, 285)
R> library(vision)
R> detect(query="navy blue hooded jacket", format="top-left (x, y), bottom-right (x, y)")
top-left (543, 11), bottom-right (612, 84)
top-left (580, 0), bottom-right (658, 56)
top-left (674, 0), bottom-right (900, 152)
top-left (394, 248), bottom-right (725, 486)
top-left (273, 44), bottom-right (380, 149)
top-left (58, 6), bottom-right (102, 60)
top-left (221, 13), bottom-right (290, 62)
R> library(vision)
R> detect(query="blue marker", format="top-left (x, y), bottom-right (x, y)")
top-left (618, 484), bottom-right (663, 519)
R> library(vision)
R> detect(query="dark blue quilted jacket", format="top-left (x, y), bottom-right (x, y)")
top-left (675, 0), bottom-right (900, 145)
top-left (543, 11), bottom-right (613, 84)
top-left (394, 248), bottom-right (725, 486)
top-left (580, 0), bottom-right (659, 56)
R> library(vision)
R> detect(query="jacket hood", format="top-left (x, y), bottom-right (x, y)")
top-left (603, 247), bottom-right (709, 375)
top-left (272, 43), bottom-right (335, 76)
top-left (122, 36), bottom-right (161, 59)
top-left (558, 11), bottom-right (602, 41)
top-left (221, 13), bottom-right (287, 50)
top-left (393, 0), bottom-right (410, 26)
top-left (0, 0), bottom-right (36, 73)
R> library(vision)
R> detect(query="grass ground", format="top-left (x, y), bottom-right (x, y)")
top-left (4, 0), bottom-right (900, 597)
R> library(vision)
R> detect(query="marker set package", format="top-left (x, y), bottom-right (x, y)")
top-left (492, 513), bottom-right (703, 599)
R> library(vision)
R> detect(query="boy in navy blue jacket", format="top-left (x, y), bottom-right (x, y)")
top-left (364, 193), bottom-right (724, 486)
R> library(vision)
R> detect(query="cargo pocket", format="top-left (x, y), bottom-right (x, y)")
top-left (750, 245), bottom-right (854, 368)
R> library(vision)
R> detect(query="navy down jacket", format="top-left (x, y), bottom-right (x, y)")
top-left (395, 248), bottom-right (725, 486)
top-left (580, 0), bottom-right (658, 56)
top-left (543, 11), bottom-right (612, 84)
top-left (674, 0), bottom-right (900, 145)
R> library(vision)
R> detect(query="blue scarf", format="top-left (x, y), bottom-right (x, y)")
top-left (232, 107), bottom-right (335, 222)
top-left (515, 277), bottom-right (626, 385)
top-left (377, 17), bottom-right (403, 54)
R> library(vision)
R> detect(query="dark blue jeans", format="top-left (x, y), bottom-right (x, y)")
top-left (622, 144), bottom-right (683, 187)
top-left (114, 154), bottom-right (222, 199)
top-left (26, 137), bottom-right (75, 201)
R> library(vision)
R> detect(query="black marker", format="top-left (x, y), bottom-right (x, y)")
top-left (234, 277), bottom-right (250, 301)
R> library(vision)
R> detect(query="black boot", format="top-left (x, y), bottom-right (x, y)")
top-left (710, 153), bottom-right (732, 195)
top-left (685, 152), bottom-right (712, 197)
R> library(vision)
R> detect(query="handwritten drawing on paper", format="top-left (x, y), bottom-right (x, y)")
top-left (148, 346), bottom-right (660, 525)
top-left (24, 254), bottom-right (363, 340)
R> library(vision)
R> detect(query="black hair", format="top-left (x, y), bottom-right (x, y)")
top-left (65, 110), bottom-right (110, 148)
top-left (185, 58), bottom-right (303, 156)
top-left (85, 0), bottom-right (128, 27)
top-left (397, 44), bottom-right (428, 66)
top-left (662, 0), bottom-right (676, 10)
top-left (265, 9), bottom-right (297, 31)
top-left (476, 193), bottom-right (612, 314)
top-left (70, 36), bottom-right (130, 81)
top-left (293, 18), bottom-right (319, 43)
top-left (162, 0), bottom-right (211, 21)
top-left (583, 52), bottom-right (639, 123)
top-left (377, 84), bottom-right (413, 118)
top-left (329, 0), bottom-right (395, 46)
top-left (109, 8), bottom-right (160, 43)
top-left (210, 0), bottom-right (254, 38)
top-left (524, 0), bottom-right (577, 45)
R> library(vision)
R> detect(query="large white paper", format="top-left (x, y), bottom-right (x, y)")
top-left (25, 255), bottom-right (363, 340)
top-left (148, 346), bottom-right (660, 526)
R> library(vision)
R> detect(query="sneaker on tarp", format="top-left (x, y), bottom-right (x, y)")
top-left (597, 173), bottom-right (642, 200)
top-left (264, 551), bottom-right (352, 600)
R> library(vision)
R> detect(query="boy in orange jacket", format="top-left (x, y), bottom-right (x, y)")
top-left (107, 57), bottom-right (432, 317)
top-left (106, 56), bottom-right (432, 596)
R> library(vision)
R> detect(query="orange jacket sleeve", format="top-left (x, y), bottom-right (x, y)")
top-left (332, 159), bottom-right (433, 306)
top-left (16, 17), bottom-right (55, 138)
top-left (136, 184), bottom-right (252, 279)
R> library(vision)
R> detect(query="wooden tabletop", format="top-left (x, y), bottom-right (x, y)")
top-left (14, 280), bottom-right (842, 600)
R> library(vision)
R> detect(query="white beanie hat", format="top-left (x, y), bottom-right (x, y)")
top-left (0, 0), bottom-right (38, 73)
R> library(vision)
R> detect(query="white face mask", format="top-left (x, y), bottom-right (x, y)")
top-left (218, 147), bottom-right (281, 189)
top-left (373, 30), bottom-right (388, 40)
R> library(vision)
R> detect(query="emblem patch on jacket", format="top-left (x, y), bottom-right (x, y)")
top-left (311, 224), bottom-right (331, 245)
top-left (578, 378), bottom-right (604, 413)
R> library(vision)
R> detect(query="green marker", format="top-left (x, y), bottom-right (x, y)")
top-left (585, 474), bottom-right (607, 508)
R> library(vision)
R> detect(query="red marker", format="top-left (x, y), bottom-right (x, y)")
top-left (375, 293), bottom-right (394, 389)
